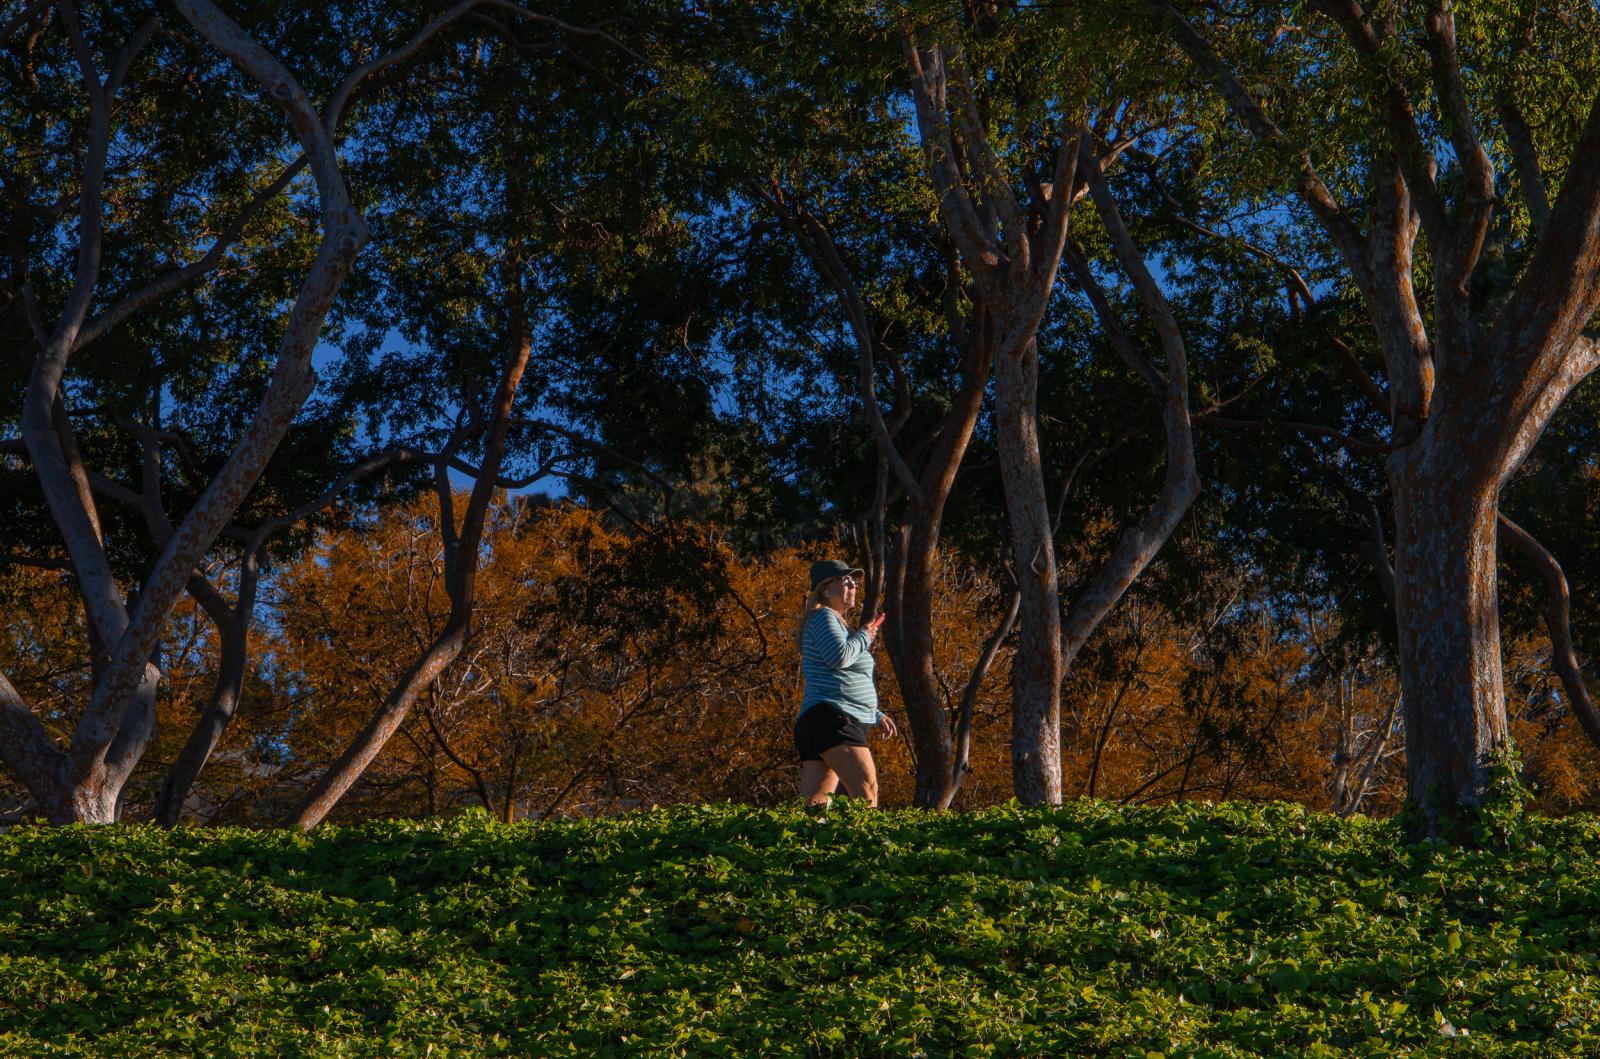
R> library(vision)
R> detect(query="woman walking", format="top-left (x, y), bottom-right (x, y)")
top-left (795, 559), bottom-right (897, 806)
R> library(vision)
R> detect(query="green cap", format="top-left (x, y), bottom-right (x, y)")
top-left (809, 559), bottom-right (864, 590)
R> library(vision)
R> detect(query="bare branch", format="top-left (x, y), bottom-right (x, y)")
top-left (103, 13), bottom-right (159, 99)
top-left (251, 445), bottom-right (434, 542)
top-left (1491, 99), bottom-right (1600, 377)
top-left (515, 415), bottom-right (681, 503)
top-left (291, 295), bottom-right (534, 829)
top-left (1326, 336), bottom-right (1391, 420)
top-left (1292, 438), bottom-right (1396, 604)
top-left (1061, 148), bottom-right (1201, 664)
top-left (1498, 513), bottom-right (1600, 756)
top-left (1340, 693), bottom-right (1400, 816)
top-left (0, 553), bottom-right (71, 570)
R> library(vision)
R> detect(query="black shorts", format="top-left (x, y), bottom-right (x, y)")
top-left (795, 702), bottom-right (871, 761)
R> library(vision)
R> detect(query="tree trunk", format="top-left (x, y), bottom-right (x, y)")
top-left (154, 622), bottom-right (247, 826)
top-left (290, 297), bottom-right (533, 829)
top-left (60, 663), bottom-right (160, 824)
top-left (291, 621), bottom-right (470, 828)
top-left (1387, 442), bottom-right (1506, 839)
top-left (996, 340), bottom-right (1062, 804)
top-left (884, 520), bottom-right (957, 808)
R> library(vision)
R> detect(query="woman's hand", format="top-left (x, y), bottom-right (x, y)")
top-left (876, 713), bottom-right (898, 739)
top-left (865, 612), bottom-right (887, 641)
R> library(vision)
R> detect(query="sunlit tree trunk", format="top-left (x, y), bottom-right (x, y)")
top-left (1158, 0), bottom-right (1600, 837)
top-left (996, 341), bottom-right (1062, 803)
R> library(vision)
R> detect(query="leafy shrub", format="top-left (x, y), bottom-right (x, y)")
top-left (5, 801), bottom-right (1600, 1056)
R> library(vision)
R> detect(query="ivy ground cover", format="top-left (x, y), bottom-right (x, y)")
top-left (5, 801), bottom-right (1600, 1056)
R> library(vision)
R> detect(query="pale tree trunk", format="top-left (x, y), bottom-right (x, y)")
top-left (0, 1), bottom-right (480, 823)
top-left (900, 24), bottom-right (1198, 805)
top-left (996, 340), bottom-right (1062, 803)
top-left (900, 29), bottom-right (1085, 804)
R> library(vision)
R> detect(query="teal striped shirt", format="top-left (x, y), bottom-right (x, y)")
top-left (800, 608), bottom-right (880, 725)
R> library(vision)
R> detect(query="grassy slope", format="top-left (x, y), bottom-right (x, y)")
top-left (3, 801), bottom-right (1600, 1057)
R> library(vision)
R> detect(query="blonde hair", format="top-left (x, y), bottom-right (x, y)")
top-left (794, 581), bottom-right (832, 655)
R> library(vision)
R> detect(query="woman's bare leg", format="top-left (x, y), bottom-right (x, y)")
top-left (819, 745), bottom-right (879, 807)
top-left (800, 761), bottom-right (840, 805)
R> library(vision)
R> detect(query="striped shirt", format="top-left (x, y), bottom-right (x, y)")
top-left (800, 607), bottom-right (880, 725)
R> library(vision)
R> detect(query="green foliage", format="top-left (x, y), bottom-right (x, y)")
top-left (1475, 740), bottom-right (1538, 853)
top-left (8, 802), bottom-right (1600, 1055)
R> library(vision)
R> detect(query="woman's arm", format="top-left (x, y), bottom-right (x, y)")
top-left (806, 609), bottom-right (870, 668)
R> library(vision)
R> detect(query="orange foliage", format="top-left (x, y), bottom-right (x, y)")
top-left (10, 499), bottom-right (1600, 824)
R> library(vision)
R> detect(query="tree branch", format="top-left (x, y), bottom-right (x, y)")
top-left (0, 0), bottom-right (52, 47)
top-left (1061, 148), bottom-right (1201, 664)
top-left (749, 181), bottom-right (925, 505)
top-left (1417, 0), bottom-right (1495, 278)
top-left (75, 157), bottom-right (308, 351)
top-left (1150, 0), bottom-right (1366, 268)
top-left (474, 0), bottom-right (650, 69)
top-left (1195, 413), bottom-right (1391, 457)
top-left (1062, 237), bottom-right (1164, 398)
top-left (900, 26), bottom-right (1000, 284)
top-left (1499, 94), bottom-right (1550, 237)
top-left (1309, 0), bottom-right (1449, 248)
top-left (322, 0), bottom-right (479, 133)
top-left (74, 0), bottom-right (375, 784)
top-left (1498, 513), bottom-right (1600, 757)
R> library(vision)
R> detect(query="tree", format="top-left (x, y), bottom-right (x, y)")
top-left (898, 5), bottom-right (1200, 803)
top-left (1153, 0), bottom-right (1600, 836)
top-left (0, 0), bottom-right (480, 822)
